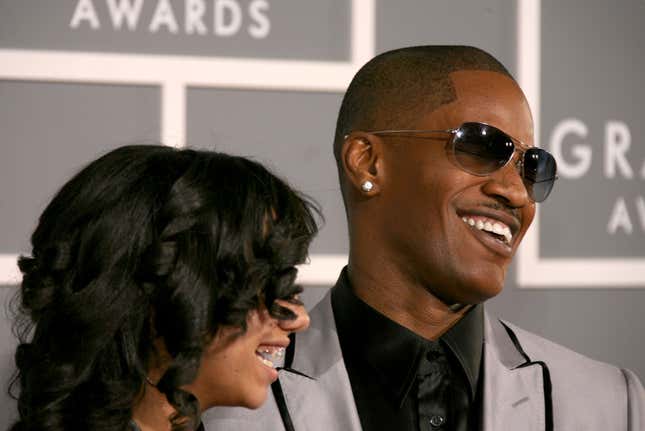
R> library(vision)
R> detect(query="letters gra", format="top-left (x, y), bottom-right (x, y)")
top-left (549, 119), bottom-right (645, 236)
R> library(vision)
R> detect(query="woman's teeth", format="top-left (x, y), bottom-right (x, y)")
top-left (462, 216), bottom-right (512, 244)
top-left (255, 346), bottom-right (285, 369)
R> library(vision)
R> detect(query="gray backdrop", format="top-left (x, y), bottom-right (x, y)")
top-left (1, 0), bottom-right (644, 428)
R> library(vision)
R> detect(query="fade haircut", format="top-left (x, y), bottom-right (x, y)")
top-left (333, 45), bottom-right (513, 166)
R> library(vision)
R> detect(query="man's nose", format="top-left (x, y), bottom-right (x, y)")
top-left (481, 155), bottom-right (531, 207)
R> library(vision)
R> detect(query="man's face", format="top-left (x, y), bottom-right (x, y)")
top-left (376, 70), bottom-right (536, 304)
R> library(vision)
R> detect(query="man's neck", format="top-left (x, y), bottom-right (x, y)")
top-left (347, 259), bottom-right (471, 341)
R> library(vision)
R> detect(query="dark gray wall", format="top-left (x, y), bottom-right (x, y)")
top-left (1, 0), bottom-right (643, 426)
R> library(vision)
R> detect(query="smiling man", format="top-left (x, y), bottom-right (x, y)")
top-left (205, 46), bottom-right (644, 430)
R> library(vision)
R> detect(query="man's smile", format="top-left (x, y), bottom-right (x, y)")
top-left (457, 207), bottom-right (521, 258)
top-left (461, 215), bottom-right (512, 244)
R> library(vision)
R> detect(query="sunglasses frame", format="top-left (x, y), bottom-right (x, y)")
top-left (345, 122), bottom-right (558, 202)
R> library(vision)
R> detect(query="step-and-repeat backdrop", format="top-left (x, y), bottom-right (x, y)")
top-left (1, 0), bottom-right (643, 426)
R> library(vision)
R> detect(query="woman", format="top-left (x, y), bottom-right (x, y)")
top-left (9, 145), bottom-right (319, 430)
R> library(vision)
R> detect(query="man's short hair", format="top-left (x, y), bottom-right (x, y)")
top-left (333, 45), bottom-right (513, 165)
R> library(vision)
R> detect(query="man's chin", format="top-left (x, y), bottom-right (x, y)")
top-left (446, 277), bottom-right (505, 305)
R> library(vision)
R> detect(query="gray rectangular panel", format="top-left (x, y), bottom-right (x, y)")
top-left (0, 80), bottom-right (160, 253)
top-left (186, 87), bottom-right (347, 254)
top-left (0, 286), bottom-right (18, 430)
top-left (376, 0), bottom-right (517, 76)
top-left (0, 0), bottom-right (350, 61)
top-left (540, 0), bottom-right (645, 258)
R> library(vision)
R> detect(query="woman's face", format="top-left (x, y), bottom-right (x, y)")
top-left (183, 299), bottom-right (310, 410)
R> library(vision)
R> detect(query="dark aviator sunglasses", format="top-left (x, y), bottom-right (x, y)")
top-left (362, 121), bottom-right (558, 203)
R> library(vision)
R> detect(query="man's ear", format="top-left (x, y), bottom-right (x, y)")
top-left (341, 132), bottom-right (381, 195)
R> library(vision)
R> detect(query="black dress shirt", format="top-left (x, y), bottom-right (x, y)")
top-left (331, 269), bottom-right (484, 431)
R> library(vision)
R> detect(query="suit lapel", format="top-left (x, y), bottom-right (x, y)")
top-left (277, 299), bottom-right (553, 431)
top-left (278, 290), bottom-right (363, 431)
top-left (482, 313), bottom-right (550, 431)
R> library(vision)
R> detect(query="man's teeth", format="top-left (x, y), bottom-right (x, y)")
top-left (255, 347), bottom-right (285, 369)
top-left (462, 216), bottom-right (512, 244)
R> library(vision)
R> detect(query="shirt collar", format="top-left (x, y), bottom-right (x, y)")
top-left (442, 300), bottom-right (483, 398)
top-left (332, 268), bottom-right (483, 406)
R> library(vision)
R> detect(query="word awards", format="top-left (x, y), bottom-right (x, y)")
top-left (70, 0), bottom-right (271, 39)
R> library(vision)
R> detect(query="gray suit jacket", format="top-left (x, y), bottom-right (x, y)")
top-left (204, 290), bottom-right (645, 430)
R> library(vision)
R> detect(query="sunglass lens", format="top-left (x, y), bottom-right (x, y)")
top-left (452, 123), bottom-right (515, 175)
top-left (523, 148), bottom-right (557, 202)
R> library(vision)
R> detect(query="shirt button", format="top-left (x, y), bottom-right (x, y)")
top-left (429, 415), bottom-right (445, 427)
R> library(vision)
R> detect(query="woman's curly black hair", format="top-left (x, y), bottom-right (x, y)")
top-left (9, 145), bottom-right (320, 431)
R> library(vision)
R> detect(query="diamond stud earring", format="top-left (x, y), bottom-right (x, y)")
top-left (361, 180), bottom-right (374, 192)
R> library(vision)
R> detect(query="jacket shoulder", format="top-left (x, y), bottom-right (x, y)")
top-left (502, 320), bottom-right (645, 429)
top-left (503, 320), bottom-right (623, 375)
